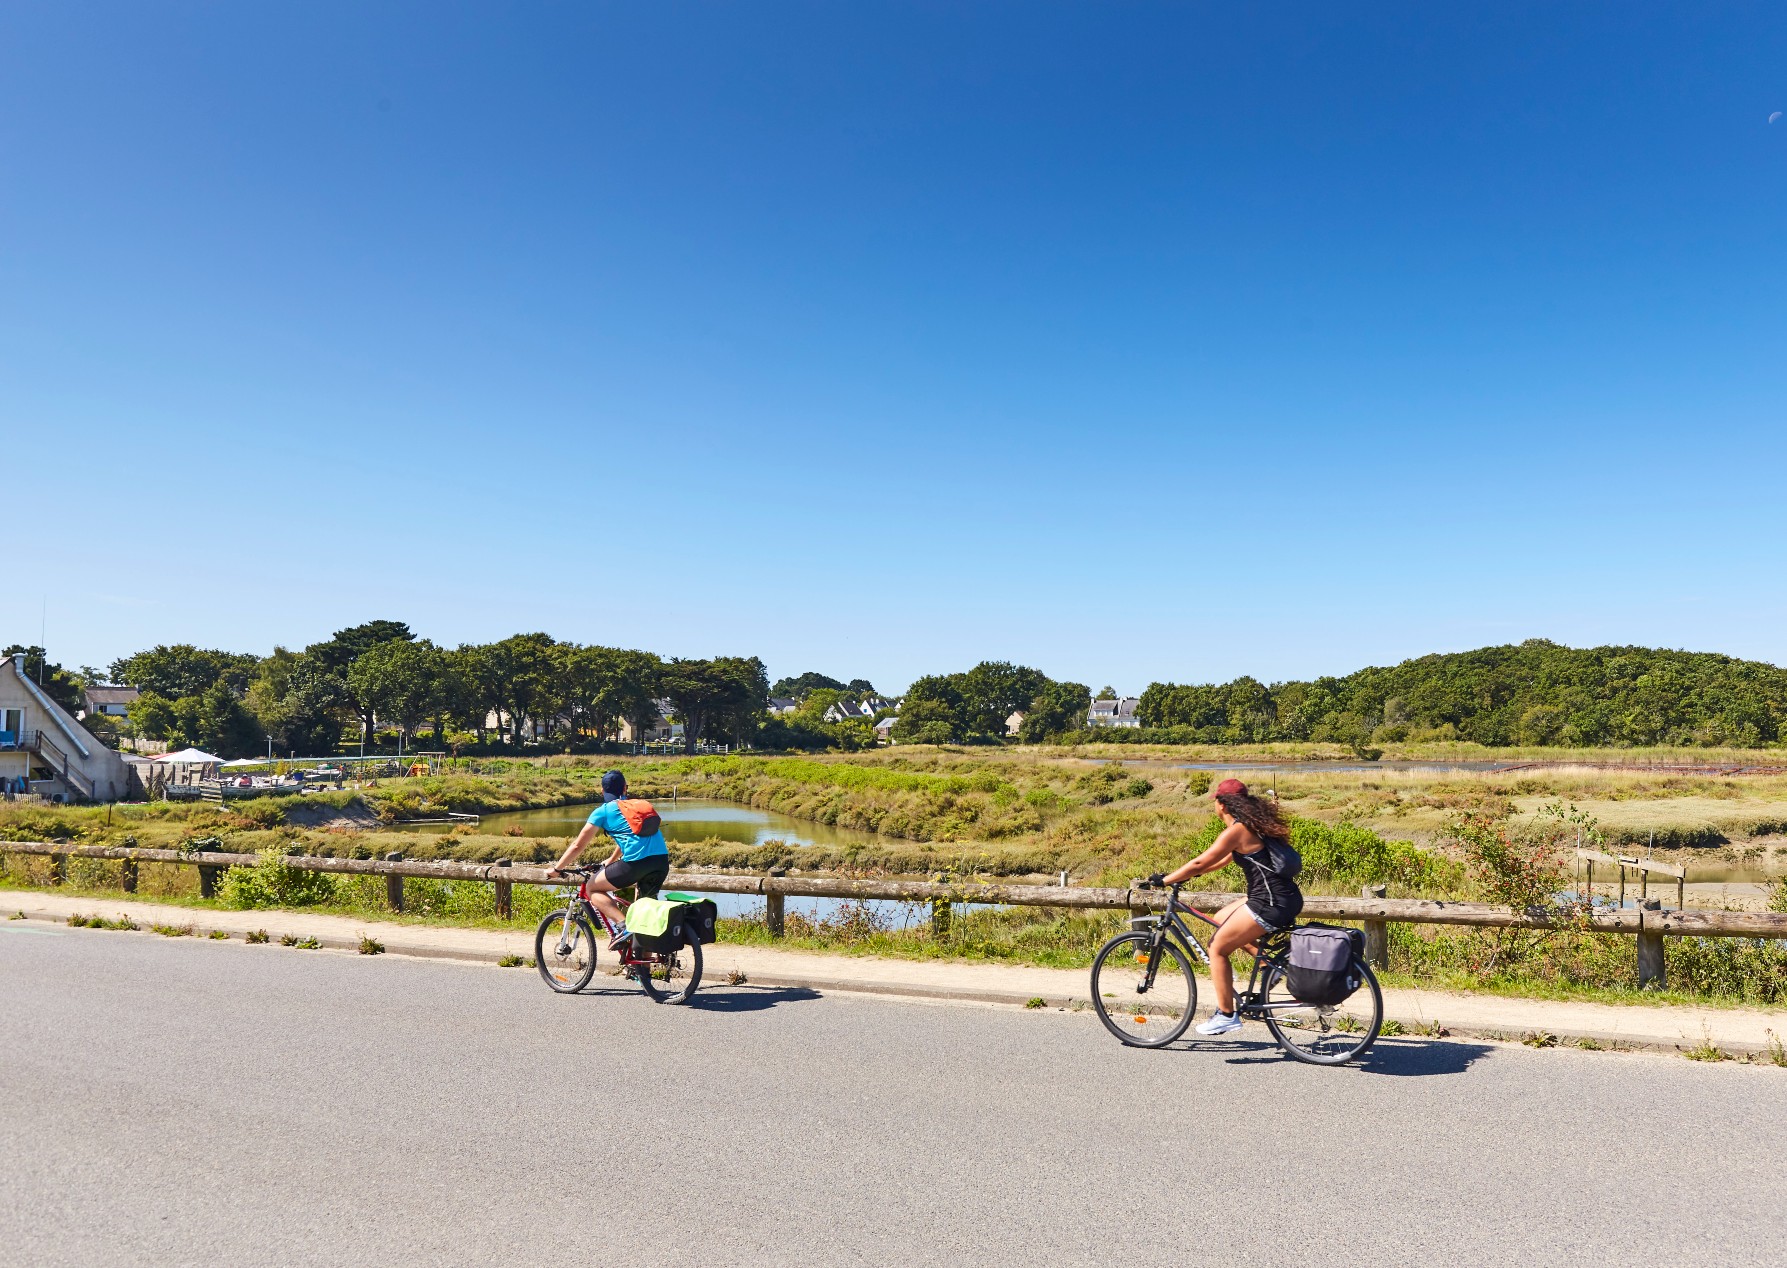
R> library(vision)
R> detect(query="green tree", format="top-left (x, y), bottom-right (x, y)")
top-left (661, 656), bottom-right (768, 753)
top-left (347, 640), bottom-right (446, 750)
top-left (305, 620), bottom-right (414, 748)
top-left (958, 661), bottom-right (1051, 736)
top-left (245, 648), bottom-right (348, 756)
top-left (110, 644), bottom-right (258, 699)
top-left (770, 671), bottom-right (844, 700)
top-left (478, 633), bottom-right (559, 746)
top-left (560, 645), bottom-right (662, 743)
top-left (196, 682), bottom-right (267, 758)
top-left (891, 675), bottom-right (968, 743)
top-left (1019, 680), bottom-right (1092, 742)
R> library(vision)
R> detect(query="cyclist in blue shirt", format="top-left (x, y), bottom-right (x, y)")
top-left (550, 769), bottom-right (670, 948)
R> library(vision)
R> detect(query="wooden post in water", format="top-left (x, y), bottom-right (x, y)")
top-left (1636, 898), bottom-right (1665, 989)
top-left (384, 852), bottom-right (404, 912)
top-left (1362, 884), bottom-right (1389, 969)
top-left (765, 892), bottom-right (785, 937)
top-left (494, 858), bottom-right (513, 920)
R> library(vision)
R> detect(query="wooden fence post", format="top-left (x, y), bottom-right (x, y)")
top-left (765, 892), bottom-right (785, 937)
top-left (51, 852), bottom-right (67, 886)
top-left (1362, 884), bottom-right (1389, 969)
top-left (197, 848), bottom-right (221, 899)
top-left (384, 852), bottom-right (404, 912)
top-left (1637, 898), bottom-right (1665, 989)
top-left (121, 859), bottom-right (138, 894)
top-left (494, 858), bottom-right (513, 920)
top-left (931, 897), bottom-right (952, 939)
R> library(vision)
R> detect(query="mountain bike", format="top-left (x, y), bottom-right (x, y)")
top-left (1088, 880), bottom-right (1383, 1065)
top-left (534, 866), bottom-right (702, 1004)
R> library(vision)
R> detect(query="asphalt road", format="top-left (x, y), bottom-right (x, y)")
top-left (5, 924), bottom-right (1786, 1267)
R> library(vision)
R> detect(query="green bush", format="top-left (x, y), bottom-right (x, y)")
top-left (1289, 819), bottom-right (1459, 890)
top-left (219, 848), bottom-right (339, 909)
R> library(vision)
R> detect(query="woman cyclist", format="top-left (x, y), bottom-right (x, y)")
top-left (1146, 778), bottom-right (1302, 1036)
top-left (549, 769), bottom-right (670, 949)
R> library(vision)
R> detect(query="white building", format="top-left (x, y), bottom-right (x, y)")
top-left (0, 653), bottom-right (132, 801)
top-left (1086, 697), bottom-right (1142, 728)
top-left (82, 685), bottom-right (140, 718)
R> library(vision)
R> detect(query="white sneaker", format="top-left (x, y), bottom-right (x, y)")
top-left (1196, 1011), bottom-right (1243, 1036)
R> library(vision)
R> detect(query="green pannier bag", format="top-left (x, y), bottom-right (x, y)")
top-left (625, 896), bottom-right (686, 953)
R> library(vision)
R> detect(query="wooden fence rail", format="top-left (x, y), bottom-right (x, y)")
top-left (6, 840), bottom-right (1785, 989)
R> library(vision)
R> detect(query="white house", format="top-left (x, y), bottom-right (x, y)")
top-left (767, 697), bottom-right (800, 716)
top-left (1086, 697), bottom-right (1142, 728)
top-left (873, 715), bottom-right (898, 741)
top-left (618, 699), bottom-right (683, 744)
top-left (823, 696), bottom-right (893, 724)
top-left (82, 685), bottom-right (140, 718)
top-left (0, 653), bottom-right (132, 801)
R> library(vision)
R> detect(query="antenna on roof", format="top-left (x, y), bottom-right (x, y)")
top-left (39, 597), bottom-right (46, 685)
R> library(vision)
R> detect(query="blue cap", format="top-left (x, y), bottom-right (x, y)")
top-left (600, 769), bottom-right (627, 802)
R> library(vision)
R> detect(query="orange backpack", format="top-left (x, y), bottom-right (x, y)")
top-left (615, 798), bottom-right (662, 837)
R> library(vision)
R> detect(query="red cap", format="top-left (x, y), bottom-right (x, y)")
top-left (1214, 778), bottom-right (1248, 796)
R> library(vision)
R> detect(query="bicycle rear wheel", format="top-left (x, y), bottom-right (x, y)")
top-left (636, 935), bottom-right (702, 1004)
top-left (1090, 931), bottom-right (1197, 1047)
top-left (1261, 957), bottom-right (1382, 1065)
top-left (535, 909), bottom-right (599, 993)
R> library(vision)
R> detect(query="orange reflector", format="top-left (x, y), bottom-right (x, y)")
top-left (1133, 953), bottom-right (1149, 963)
top-left (1133, 1016), bottom-right (1149, 1024)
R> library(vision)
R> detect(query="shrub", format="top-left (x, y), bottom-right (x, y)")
top-left (219, 849), bottom-right (339, 909)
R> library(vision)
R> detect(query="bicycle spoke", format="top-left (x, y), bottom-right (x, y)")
top-left (1090, 932), bottom-right (1197, 1047)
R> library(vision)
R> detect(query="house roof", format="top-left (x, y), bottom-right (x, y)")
top-left (5, 652), bottom-right (92, 759)
top-left (768, 698), bottom-right (798, 710)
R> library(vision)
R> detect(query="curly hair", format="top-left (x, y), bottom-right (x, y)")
top-left (1215, 790), bottom-right (1288, 842)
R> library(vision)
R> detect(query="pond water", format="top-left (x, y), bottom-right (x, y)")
top-left (475, 798), bottom-right (888, 851)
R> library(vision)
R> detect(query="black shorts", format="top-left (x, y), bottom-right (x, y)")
top-left (602, 854), bottom-right (669, 897)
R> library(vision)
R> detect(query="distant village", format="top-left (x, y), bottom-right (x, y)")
top-left (1, 647), bottom-right (1142, 805)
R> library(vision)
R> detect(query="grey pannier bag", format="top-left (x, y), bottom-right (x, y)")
top-left (1284, 924), bottom-right (1365, 1006)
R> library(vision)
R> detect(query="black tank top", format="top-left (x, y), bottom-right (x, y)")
top-left (1235, 836), bottom-right (1303, 913)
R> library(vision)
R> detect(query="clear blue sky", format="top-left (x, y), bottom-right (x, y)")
top-left (5, 2), bottom-right (1784, 693)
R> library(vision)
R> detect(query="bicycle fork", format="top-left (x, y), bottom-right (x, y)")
top-left (556, 899), bottom-right (586, 959)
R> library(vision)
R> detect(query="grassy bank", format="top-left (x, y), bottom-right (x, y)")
top-left (8, 746), bottom-right (1787, 886)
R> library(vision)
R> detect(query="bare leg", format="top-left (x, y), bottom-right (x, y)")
top-left (583, 873), bottom-right (626, 932)
top-left (1208, 901), bottom-right (1267, 1015)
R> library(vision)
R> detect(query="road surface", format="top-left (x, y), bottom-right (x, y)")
top-left (4, 921), bottom-right (1785, 1266)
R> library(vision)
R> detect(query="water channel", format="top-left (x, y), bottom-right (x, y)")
top-left (474, 796), bottom-right (1780, 920)
top-left (476, 799), bottom-right (929, 924)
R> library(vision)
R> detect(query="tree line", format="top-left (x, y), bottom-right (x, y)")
top-left (98, 623), bottom-right (768, 759)
top-left (1135, 640), bottom-right (1787, 750)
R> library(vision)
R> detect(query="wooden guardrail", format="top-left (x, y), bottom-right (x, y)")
top-left (6, 841), bottom-right (1785, 989)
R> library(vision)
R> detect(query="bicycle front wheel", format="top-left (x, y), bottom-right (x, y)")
top-left (637, 936), bottom-right (703, 1004)
top-left (1090, 931), bottom-right (1197, 1047)
top-left (1261, 958), bottom-right (1383, 1065)
top-left (535, 909), bottom-right (599, 993)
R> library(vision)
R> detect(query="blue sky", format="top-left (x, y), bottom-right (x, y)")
top-left (4, 2), bottom-right (1784, 693)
